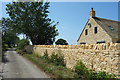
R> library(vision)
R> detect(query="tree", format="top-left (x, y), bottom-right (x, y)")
top-left (2, 29), bottom-right (19, 48)
top-left (55, 38), bottom-right (68, 45)
top-left (17, 39), bottom-right (30, 50)
top-left (2, 18), bottom-right (19, 48)
top-left (0, 20), bottom-right (2, 62)
top-left (6, 2), bottom-right (58, 45)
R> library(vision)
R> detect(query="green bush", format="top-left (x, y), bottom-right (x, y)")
top-left (17, 50), bottom-right (26, 55)
top-left (42, 50), bottom-right (65, 67)
top-left (49, 53), bottom-right (65, 66)
top-left (88, 70), bottom-right (117, 79)
top-left (24, 53), bottom-right (78, 78)
top-left (75, 61), bottom-right (89, 78)
top-left (42, 50), bottom-right (49, 60)
top-left (2, 44), bottom-right (9, 51)
top-left (33, 53), bottom-right (40, 58)
top-left (17, 39), bottom-right (30, 50)
top-left (75, 60), bottom-right (117, 79)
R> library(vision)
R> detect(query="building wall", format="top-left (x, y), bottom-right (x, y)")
top-left (25, 43), bottom-right (120, 78)
top-left (112, 38), bottom-right (119, 43)
top-left (77, 18), bottom-right (112, 44)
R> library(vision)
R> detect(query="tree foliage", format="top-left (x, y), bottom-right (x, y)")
top-left (17, 39), bottom-right (30, 50)
top-left (6, 2), bottom-right (58, 45)
top-left (2, 18), bottom-right (19, 49)
top-left (55, 38), bottom-right (68, 45)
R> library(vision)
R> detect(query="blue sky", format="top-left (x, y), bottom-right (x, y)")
top-left (1, 2), bottom-right (118, 45)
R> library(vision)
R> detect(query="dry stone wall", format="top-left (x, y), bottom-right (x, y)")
top-left (25, 43), bottom-right (120, 78)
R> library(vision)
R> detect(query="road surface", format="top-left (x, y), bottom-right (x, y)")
top-left (2, 50), bottom-right (49, 78)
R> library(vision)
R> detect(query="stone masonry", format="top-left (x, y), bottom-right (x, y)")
top-left (25, 43), bottom-right (120, 78)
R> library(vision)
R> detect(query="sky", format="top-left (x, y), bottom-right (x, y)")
top-left (1, 1), bottom-right (119, 45)
top-left (0, 0), bottom-right (120, 2)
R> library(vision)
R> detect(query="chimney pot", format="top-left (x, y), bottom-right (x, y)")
top-left (90, 8), bottom-right (95, 18)
top-left (91, 8), bottom-right (93, 11)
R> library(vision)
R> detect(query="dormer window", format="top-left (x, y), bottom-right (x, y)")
top-left (88, 23), bottom-right (91, 28)
top-left (85, 29), bottom-right (88, 35)
top-left (108, 26), bottom-right (114, 31)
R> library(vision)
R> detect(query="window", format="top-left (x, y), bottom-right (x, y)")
top-left (117, 40), bottom-right (120, 43)
top-left (94, 27), bottom-right (97, 34)
top-left (80, 42), bottom-right (86, 44)
top-left (85, 29), bottom-right (88, 35)
top-left (108, 26), bottom-right (114, 31)
top-left (96, 40), bottom-right (105, 44)
top-left (88, 23), bottom-right (91, 28)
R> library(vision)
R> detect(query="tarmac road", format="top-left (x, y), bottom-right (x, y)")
top-left (2, 50), bottom-right (49, 78)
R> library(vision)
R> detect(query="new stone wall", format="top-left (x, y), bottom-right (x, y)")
top-left (25, 43), bottom-right (120, 78)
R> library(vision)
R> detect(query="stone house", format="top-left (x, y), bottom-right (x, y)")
top-left (77, 8), bottom-right (120, 44)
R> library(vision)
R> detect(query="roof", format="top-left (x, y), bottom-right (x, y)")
top-left (77, 17), bottom-right (120, 42)
top-left (93, 17), bottom-right (120, 39)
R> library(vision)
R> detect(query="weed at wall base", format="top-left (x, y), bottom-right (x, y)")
top-left (74, 60), bottom-right (117, 79)
top-left (17, 49), bottom-right (118, 79)
top-left (23, 53), bottom-right (78, 78)
top-left (42, 50), bottom-right (66, 66)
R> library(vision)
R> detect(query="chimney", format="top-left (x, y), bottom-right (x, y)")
top-left (90, 8), bottom-right (95, 18)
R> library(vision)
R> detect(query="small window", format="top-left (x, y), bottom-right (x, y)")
top-left (88, 23), bottom-right (91, 28)
top-left (85, 29), bottom-right (88, 35)
top-left (108, 26), bottom-right (114, 31)
top-left (94, 27), bottom-right (97, 34)
top-left (117, 40), bottom-right (120, 43)
top-left (97, 40), bottom-right (105, 44)
top-left (80, 42), bottom-right (86, 44)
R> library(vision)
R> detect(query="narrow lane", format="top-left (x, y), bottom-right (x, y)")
top-left (2, 50), bottom-right (49, 78)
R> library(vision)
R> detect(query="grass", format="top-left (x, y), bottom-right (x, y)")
top-left (17, 50), bottom-right (119, 79)
top-left (23, 53), bottom-right (78, 78)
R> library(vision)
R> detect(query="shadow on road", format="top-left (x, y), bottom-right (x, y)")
top-left (2, 48), bottom-right (16, 63)
top-left (2, 55), bottom-right (9, 63)
top-left (7, 48), bottom-right (16, 51)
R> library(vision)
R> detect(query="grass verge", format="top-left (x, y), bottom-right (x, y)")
top-left (22, 53), bottom-right (78, 78)
top-left (17, 50), bottom-right (119, 79)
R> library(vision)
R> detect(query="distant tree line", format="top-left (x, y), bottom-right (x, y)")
top-left (55, 38), bottom-right (68, 45)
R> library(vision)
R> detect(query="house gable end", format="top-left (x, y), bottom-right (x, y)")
top-left (77, 18), bottom-right (112, 44)
top-left (77, 19), bottom-right (90, 42)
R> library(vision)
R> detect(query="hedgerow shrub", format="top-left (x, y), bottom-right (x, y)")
top-left (17, 50), bottom-right (25, 55)
top-left (42, 50), bottom-right (49, 60)
top-left (42, 50), bottom-right (65, 66)
top-left (75, 61), bottom-right (89, 78)
top-left (49, 53), bottom-right (65, 66)
top-left (17, 39), bottom-right (30, 50)
top-left (88, 70), bottom-right (117, 79)
top-left (75, 60), bottom-right (117, 79)
top-left (24, 54), bottom-right (78, 78)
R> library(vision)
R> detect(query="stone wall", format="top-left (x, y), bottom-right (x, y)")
top-left (25, 43), bottom-right (120, 78)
